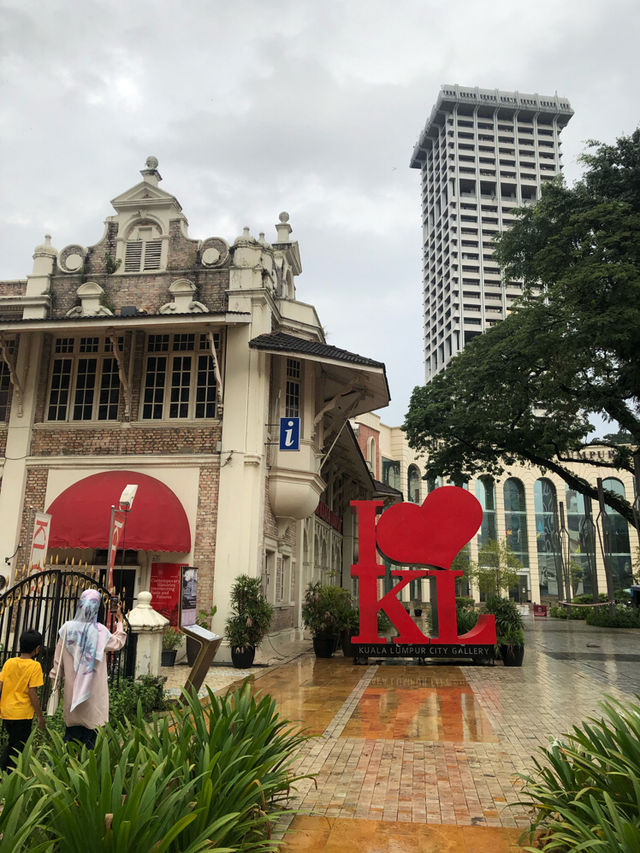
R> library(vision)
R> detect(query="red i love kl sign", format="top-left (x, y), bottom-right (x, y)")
top-left (350, 487), bottom-right (496, 656)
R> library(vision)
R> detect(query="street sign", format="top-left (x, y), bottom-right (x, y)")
top-left (279, 417), bottom-right (300, 450)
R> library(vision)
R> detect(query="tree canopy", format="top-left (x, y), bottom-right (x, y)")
top-left (404, 130), bottom-right (640, 526)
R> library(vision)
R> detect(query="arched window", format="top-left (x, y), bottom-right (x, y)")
top-left (123, 221), bottom-right (164, 272)
top-left (407, 465), bottom-right (421, 504)
top-left (602, 478), bottom-right (633, 589)
top-left (427, 476), bottom-right (442, 493)
top-left (475, 477), bottom-right (496, 547)
top-left (503, 478), bottom-right (529, 567)
top-left (366, 437), bottom-right (376, 475)
top-left (565, 486), bottom-right (595, 596)
top-left (534, 479), bottom-right (560, 598)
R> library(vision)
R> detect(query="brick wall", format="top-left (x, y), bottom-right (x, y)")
top-left (193, 464), bottom-right (219, 612)
top-left (17, 467), bottom-right (48, 574)
top-left (31, 424), bottom-right (221, 457)
top-left (0, 280), bottom-right (26, 296)
top-left (49, 218), bottom-right (230, 319)
top-left (355, 424), bottom-right (379, 480)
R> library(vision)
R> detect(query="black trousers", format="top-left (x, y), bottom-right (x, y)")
top-left (1, 718), bottom-right (33, 771)
top-left (64, 724), bottom-right (97, 750)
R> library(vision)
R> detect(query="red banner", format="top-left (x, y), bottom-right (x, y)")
top-left (150, 563), bottom-right (181, 626)
top-left (107, 509), bottom-right (126, 589)
top-left (29, 512), bottom-right (52, 571)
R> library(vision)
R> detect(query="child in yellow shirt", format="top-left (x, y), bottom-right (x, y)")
top-left (0, 629), bottom-right (45, 771)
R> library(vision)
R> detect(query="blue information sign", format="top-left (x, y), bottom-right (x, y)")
top-left (279, 417), bottom-right (300, 450)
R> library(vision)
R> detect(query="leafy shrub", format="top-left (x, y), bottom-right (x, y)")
top-left (571, 593), bottom-right (607, 605)
top-left (518, 696), bottom-right (640, 851)
top-left (549, 604), bottom-right (587, 620)
top-left (2, 683), bottom-right (307, 852)
top-left (301, 582), bottom-right (352, 637)
top-left (109, 674), bottom-right (167, 722)
top-left (456, 597), bottom-right (475, 610)
top-left (377, 610), bottom-right (394, 635)
top-left (483, 596), bottom-right (524, 645)
top-left (456, 608), bottom-right (478, 635)
top-left (586, 605), bottom-right (640, 629)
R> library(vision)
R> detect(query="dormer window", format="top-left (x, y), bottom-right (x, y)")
top-left (123, 223), bottom-right (163, 272)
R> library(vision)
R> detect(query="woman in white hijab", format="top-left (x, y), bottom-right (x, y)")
top-left (49, 588), bottom-right (126, 749)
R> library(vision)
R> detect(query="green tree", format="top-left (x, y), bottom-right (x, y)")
top-left (405, 129), bottom-right (640, 527)
top-left (470, 539), bottom-right (522, 599)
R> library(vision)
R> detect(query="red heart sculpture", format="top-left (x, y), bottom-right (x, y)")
top-left (375, 486), bottom-right (483, 569)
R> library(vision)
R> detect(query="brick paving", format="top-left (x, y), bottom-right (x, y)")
top-left (267, 617), bottom-right (640, 849)
top-left (162, 617), bottom-right (640, 849)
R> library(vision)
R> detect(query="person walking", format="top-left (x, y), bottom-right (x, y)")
top-left (50, 588), bottom-right (126, 749)
top-left (0, 628), bottom-right (46, 771)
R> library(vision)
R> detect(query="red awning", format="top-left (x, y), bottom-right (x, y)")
top-left (47, 471), bottom-right (191, 553)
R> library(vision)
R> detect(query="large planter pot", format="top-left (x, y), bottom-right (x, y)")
top-left (161, 648), bottom-right (177, 667)
top-left (231, 646), bottom-right (256, 669)
top-left (313, 636), bottom-right (336, 658)
top-left (500, 644), bottom-right (525, 667)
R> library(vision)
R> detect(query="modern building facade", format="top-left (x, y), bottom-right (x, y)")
top-left (0, 158), bottom-right (390, 655)
top-left (354, 413), bottom-right (638, 606)
top-left (410, 84), bottom-right (573, 381)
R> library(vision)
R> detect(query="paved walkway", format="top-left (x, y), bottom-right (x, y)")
top-left (163, 617), bottom-right (640, 851)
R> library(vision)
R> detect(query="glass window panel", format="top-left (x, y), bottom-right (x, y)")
top-left (503, 478), bottom-right (528, 567)
top-left (0, 361), bottom-right (10, 421)
top-left (73, 358), bottom-right (97, 420)
top-left (143, 356), bottom-right (166, 419)
top-left (169, 355), bottom-right (191, 418)
top-left (195, 354), bottom-right (216, 418)
top-left (98, 357), bottom-right (120, 420)
top-left (48, 358), bottom-right (72, 420)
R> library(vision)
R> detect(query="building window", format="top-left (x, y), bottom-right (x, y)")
top-left (382, 459), bottom-right (401, 491)
top-left (602, 478), bottom-right (633, 589)
top-left (503, 478), bottom-right (529, 567)
top-left (289, 559), bottom-right (296, 603)
top-left (275, 556), bottom-right (284, 602)
top-left (475, 477), bottom-right (496, 547)
top-left (47, 337), bottom-right (122, 422)
top-left (408, 465), bottom-right (421, 503)
top-left (123, 224), bottom-right (163, 273)
top-left (0, 338), bottom-right (16, 421)
top-left (534, 478), bottom-right (560, 598)
top-left (285, 358), bottom-right (301, 418)
top-left (565, 486), bottom-right (595, 597)
top-left (141, 333), bottom-right (220, 420)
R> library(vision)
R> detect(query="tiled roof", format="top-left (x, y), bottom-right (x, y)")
top-left (249, 332), bottom-right (385, 368)
top-left (373, 479), bottom-right (403, 497)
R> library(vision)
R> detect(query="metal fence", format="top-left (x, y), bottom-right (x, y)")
top-left (0, 569), bottom-right (133, 709)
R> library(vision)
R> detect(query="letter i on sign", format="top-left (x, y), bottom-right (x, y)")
top-left (279, 417), bottom-right (300, 450)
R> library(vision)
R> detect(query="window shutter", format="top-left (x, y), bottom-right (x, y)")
top-left (143, 240), bottom-right (162, 270)
top-left (124, 241), bottom-right (143, 272)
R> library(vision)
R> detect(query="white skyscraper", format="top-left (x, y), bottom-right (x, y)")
top-left (410, 85), bottom-right (573, 381)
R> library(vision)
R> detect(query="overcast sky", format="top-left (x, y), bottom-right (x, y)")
top-left (1, 0), bottom-right (639, 426)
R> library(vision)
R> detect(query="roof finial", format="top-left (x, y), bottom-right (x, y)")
top-left (141, 155), bottom-right (162, 186)
top-left (275, 211), bottom-right (292, 243)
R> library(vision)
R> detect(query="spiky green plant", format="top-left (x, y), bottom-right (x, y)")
top-left (0, 683), bottom-right (309, 852)
top-left (518, 696), bottom-right (640, 851)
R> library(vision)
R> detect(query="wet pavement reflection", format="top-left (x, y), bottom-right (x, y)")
top-left (238, 617), bottom-right (640, 851)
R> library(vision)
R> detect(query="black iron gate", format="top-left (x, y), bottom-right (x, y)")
top-left (0, 569), bottom-right (133, 709)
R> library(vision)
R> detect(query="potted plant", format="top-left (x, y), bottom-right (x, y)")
top-left (161, 626), bottom-right (182, 667)
top-left (224, 575), bottom-right (273, 668)
top-left (483, 596), bottom-right (525, 666)
top-left (302, 582), bottom-right (351, 658)
top-left (186, 606), bottom-right (217, 666)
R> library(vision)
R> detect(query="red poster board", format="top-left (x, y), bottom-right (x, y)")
top-left (150, 563), bottom-right (181, 625)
